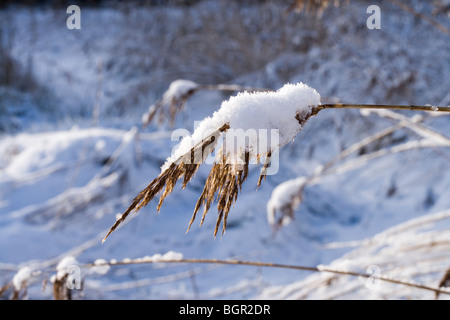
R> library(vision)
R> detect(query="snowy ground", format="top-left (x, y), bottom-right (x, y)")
top-left (0, 0), bottom-right (449, 299)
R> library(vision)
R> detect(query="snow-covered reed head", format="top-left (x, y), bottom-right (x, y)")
top-left (143, 79), bottom-right (199, 127)
top-left (267, 176), bottom-right (308, 232)
top-left (162, 82), bottom-right (321, 171)
top-left (104, 82), bottom-right (320, 242)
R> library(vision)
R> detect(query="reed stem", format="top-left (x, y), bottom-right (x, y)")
top-left (317, 104), bottom-right (450, 113)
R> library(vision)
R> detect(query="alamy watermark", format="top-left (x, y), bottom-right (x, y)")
top-left (366, 5), bottom-right (381, 30)
top-left (171, 122), bottom-right (280, 175)
top-left (65, 264), bottom-right (82, 290)
top-left (66, 5), bottom-right (81, 30)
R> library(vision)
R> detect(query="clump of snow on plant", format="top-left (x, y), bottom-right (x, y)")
top-left (162, 82), bottom-right (320, 171)
top-left (13, 266), bottom-right (33, 291)
top-left (267, 176), bottom-right (308, 227)
top-left (128, 251), bottom-right (184, 263)
top-left (142, 79), bottom-right (200, 123)
top-left (55, 256), bottom-right (79, 280)
top-left (162, 79), bottom-right (199, 101)
top-left (91, 259), bottom-right (110, 275)
top-left (142, 79), bottom-right (199, 123)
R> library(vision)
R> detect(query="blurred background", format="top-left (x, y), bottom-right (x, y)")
top-left (0, 0), bottom-right (449, 299)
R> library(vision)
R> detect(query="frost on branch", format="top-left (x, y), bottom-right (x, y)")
top-left (104, 82), bottom-right (321, 242)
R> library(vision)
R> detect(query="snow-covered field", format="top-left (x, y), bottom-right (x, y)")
top-left (0, 0), bottom-right (449, 299)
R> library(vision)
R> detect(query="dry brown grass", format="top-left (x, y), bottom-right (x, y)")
top-left (286, 0), bottom-right (343, 16)
top-left (103, 117), bottom-right (281, 242)
top-left (52, 274), bottom-right (71, 300)
top-left (188, 150), bottom-right (251, 237)
top-left (104, 102), bottom-right (450, 243)
top-left (103, 123), bottom-right (232, 242)
top-left (82, 257), bottom-right (450, 298)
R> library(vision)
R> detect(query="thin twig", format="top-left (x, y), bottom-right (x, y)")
top-left (317, 104), bottom-right (450, 113)
top-left (83, 258), bottom-right (450, 296)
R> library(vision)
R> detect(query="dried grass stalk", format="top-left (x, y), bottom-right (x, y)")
top-left (106, 101), bottom-right (450, 242)
top-left (286, 0), bottom-right (343, 16)
top-left (52, 274), bottom-right (79, 300)
top-left (436, 267), bottom-right (450, 299)
top-left (103, 116), bottom-right (280, 241)
top-left (103, 123), bottom-right (231, 242)
top-left (0, 283), bottom-right (11, 299)
top-left (188, 150), bottom-right (251, 237)
top-left (145, 90), bottom-right (196, 127)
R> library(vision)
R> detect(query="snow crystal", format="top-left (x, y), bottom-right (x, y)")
top-left (161, 82), bottom-right (320, 171)
top-left (13, 266), bottom-right (32, 291)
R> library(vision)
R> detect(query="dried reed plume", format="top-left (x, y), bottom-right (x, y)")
top-left (104, 105), bottom-right (319, 242)
top-left (286, 0), bottom-right (343, 16)
top-left (104, 97), bottom-right (450, 243)
top-left (103, 123), bottom-right (242, 242)
top-left (144, 85), bottom-right (197, 127)
top-left (52, 274), bottom-right (72, 300)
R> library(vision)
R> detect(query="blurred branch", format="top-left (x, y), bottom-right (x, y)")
top-left (83, 257), bottom-right (450, 296)
top-left (143, 82), bottom-right (271, 128)
top-left (317, 103), bottom-right (450, 113)
top-left (388, 0), bottom-right (450, 36)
